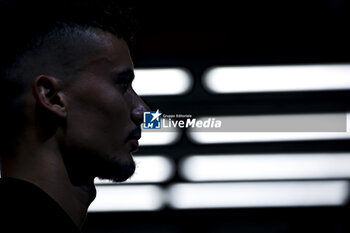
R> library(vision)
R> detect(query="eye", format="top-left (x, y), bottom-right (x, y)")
top-left (113, 69), bottom-right (135, 94)
top-left (118, 81), bottom-right (132, 93)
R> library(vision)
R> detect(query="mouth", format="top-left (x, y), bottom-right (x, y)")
top-left (126, 127), bottom-right (142, 152)
top-left (128, 138), bottom-right (140, 152)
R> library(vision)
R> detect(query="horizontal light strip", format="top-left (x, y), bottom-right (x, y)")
top-left (179, 153), bottom-right (350, 181)
top-left (188, 132), bottom-right (350, 144)
top-left (89, 185), bottom-right (164, 212)
top-left (95, 156), bottom-right (175, 184)
top-left (188, 113), bottom-right (349, 142)
top-left (192, 113), bottom-right (346, 132)
top-left (203, 64), bottom-right (350, 93)
top-left (139, 131), bottom-right (181, 146)
top-left (168, 181), bottom-right (349, 209)
top-left (133, 68), bottom-right (193, 96)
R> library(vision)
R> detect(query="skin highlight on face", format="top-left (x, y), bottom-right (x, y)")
top-left (58, 29), bottom-right (148, 183)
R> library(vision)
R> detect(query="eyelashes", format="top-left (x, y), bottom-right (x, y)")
top-left (112, 69), bottom-right (135, 94)
top-left (118, 82), bottom-right (132, 93)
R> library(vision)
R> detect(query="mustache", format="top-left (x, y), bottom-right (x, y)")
top-left (125, 126), bottom-right (142, 142)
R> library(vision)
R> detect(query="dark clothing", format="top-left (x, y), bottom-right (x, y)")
top-left (0, 177), bottom-right (80, 233)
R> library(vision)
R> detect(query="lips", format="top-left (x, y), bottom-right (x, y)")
top-left (126, 126), bottom-right (141, 142)
top-left (125, 126), bottom-right (142, 151)
top-left (128, 139), bottom-right (139, 152)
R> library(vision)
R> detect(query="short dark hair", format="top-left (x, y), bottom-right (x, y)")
top-left (0, 0), bottom-right (136, 80)
top-left (0, 0), bottom-right (137, 154)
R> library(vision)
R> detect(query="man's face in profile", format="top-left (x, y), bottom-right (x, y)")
top-left (61, 30), bottom-right (147, 182)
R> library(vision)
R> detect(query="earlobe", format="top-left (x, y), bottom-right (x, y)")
top-left (32, 75), bottom-right (67, 118)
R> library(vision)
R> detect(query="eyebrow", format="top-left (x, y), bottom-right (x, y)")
top-left (116, 69), bottom-right (135, 82)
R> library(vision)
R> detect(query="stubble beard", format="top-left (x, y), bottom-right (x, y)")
top-left (62, 147), bottom-right (136, 185)
top-left (95, 155), bottom-right (136, 182)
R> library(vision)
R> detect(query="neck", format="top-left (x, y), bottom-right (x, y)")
top-left (0, 135), bottom-right (96, 229)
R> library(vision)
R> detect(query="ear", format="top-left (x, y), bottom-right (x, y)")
top-left (32, 75), bottom-right (67, 118)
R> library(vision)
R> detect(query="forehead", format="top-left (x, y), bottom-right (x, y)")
top-left (79, 29), bottom-right (134, 74)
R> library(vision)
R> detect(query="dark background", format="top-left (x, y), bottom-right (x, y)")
top-left (132, 0), bottom-right (350, 117)
top-left (133, 0), bottom-right (350, 67)
top-left (83, 1), bottom-right (350, 232)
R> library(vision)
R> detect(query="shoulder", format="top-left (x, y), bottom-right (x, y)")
top-left (0, 177), bottom-right (48, 206)
top-left (0, 177), bottom-right (81, 233)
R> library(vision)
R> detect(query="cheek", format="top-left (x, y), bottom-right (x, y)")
top-left (65, 83), bottom-right (130, 150)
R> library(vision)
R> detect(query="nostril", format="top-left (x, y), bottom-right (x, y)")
top-left (131, 106), bottom-right (146, 125)
top-left (131, 96), bottom-right (151, 125)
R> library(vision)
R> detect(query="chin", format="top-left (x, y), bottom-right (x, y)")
top-left (95, 154), bottom-right (136, 182)
top-left (62, 145), bottom-right (136, 184)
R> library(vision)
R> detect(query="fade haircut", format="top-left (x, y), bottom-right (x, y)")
top-left (0, 0), bottom-right (136, 153)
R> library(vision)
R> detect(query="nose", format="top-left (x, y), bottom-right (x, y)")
top-left (131, 95), bottom-right (151, 126)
